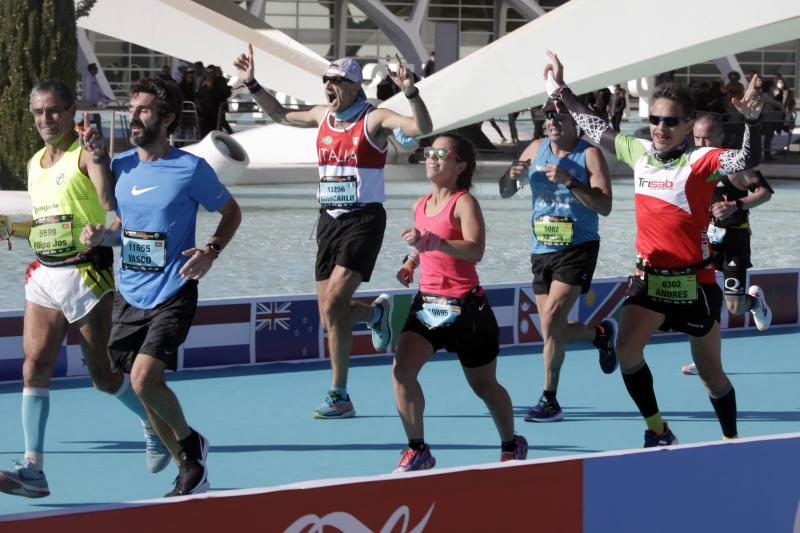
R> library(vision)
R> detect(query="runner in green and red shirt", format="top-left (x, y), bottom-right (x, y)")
top-left (543, 51), bottom-right (764, 447)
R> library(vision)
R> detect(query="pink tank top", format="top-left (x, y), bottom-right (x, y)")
top-left (414, 190), bottom-right (480, 298)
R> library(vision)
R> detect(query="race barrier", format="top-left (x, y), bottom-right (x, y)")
top-left (2, 432), bottom-right (798, 532)
top-left (1, 268), bottom-right (798, 383)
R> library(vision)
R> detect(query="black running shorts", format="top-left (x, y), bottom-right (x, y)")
top-left (712, 228), bottom-right (752, 296)
top-left (108, 280), bottom-right (198, 372)
top-left (530, 240), bottom-right (600, 295)
top-left (623, 278), bottom-right (722, 337)
top-left (401, 290), bottom-right (499, 368)
top-left (315, 204), bottom-right (386, 282)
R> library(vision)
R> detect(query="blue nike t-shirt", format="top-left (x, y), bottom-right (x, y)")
top-left (112, 147), bottom-right (231, 309)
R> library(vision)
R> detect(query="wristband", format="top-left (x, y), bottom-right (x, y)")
top-left (245, 79), bottom-right (262, 94)
top-left (566, 179), bottom-right (579, 190)
top-left (404, 87), bottom-right (419, 99)
top-left (734, 199), bottom-right (745, 211)
top-left (402, 252), bottom-right (419, 267)
top-left (92, 152), bottom-right (109, 164)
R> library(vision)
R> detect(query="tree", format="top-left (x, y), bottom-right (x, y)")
top-left (0, 1), bottom-right (77, 190)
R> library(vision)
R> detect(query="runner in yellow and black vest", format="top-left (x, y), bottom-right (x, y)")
top-left (0, 80), bottom-right (168, 500)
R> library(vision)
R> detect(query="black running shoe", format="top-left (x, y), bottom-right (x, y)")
top-left (594, 318), bottom-right (619, 374)
top-left (164, 431), bottom-right (209, 497)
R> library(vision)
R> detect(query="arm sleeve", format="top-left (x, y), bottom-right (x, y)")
top-left (189, 158), bottom-right (232, 212)
top-left (560, 88), bottom-right (618, 152)
top-left (718, 120), bottom-right (761, 175)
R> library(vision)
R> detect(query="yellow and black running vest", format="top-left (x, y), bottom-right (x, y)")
top-left (27, 138), bottom-right (105, 264)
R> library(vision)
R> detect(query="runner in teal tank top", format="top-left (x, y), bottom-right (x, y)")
top-left (499, 99), bottom-right (617, 424)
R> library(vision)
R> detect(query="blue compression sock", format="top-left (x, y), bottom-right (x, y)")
top-left (22, 388), bottom-right (49, 467)
top-left (114, 374), bottom-right (148, 425)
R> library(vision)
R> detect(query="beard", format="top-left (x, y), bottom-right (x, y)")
top-left (129, 118), bottom-right (161, 147)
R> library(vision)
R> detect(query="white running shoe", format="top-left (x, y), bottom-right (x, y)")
top-left (748, 285), bottom-right (772, 331)
top-left (681, 363), bottom-right (698, 376)
top-left (369, 294), bottom-right (392, 351)
top-left (144, 423), bottom-right (171, 473)
top-left (0, 459), bottom-right (49, 498)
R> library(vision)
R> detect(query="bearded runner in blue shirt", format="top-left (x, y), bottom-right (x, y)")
top-left (84, 78), bottom-right (241, 497)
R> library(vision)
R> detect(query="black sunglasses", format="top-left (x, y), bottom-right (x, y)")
top-left (648, 115), bottom-right (688, 127)
top-left (545, 110), bottom-right (569, 120)
top-left (322, 75), bottom-right (348, 85)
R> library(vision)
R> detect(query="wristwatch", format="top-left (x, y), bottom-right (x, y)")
top-left (206, 242), bottom-right (222, 257)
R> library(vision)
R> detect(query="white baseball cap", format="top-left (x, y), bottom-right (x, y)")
top-left (323, 58), bottom-right (363, 85)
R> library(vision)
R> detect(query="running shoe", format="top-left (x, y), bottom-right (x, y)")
top-left (593, 318), bottom-right (619, 374)
top-left (369, 293), bottom-right (392, 351)
top-left (681, 363), bottom-right (698, 376)
top-left (164, 431), bottom-right (209, 497)
top-left (313, 390), bottom-right (355, 419)
top-left (643, 422), bottom-right (679, 448)
top-left (748, 285), bottom-right (772, 331)
top-left (523, 395), bottom-right (564, 422)
top-left (0, 459), bottom-right (50, 498)
top-left (144, 423), bottom-right (171, 473)
top-left (394, 445), bottom-right (436, 472)
top-left (500, 435), bottom-right (529, 462)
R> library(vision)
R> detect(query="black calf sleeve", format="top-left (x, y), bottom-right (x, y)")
top-left (621, 363), bottom-right (660, 419)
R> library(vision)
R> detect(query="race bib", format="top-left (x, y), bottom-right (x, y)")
top-left (30, 215), bottom-right (75, 256)
top-left (416, 298), bottom-right (462, 330)
top-left (646, 273), bottom-right (697, 304)
top-left (533, 215), bottom-right (574, 246)
top-left (707, 223), bottom-right (726, 245)
top-left (122, 229), bottom-right (166, 272)
top-left (319, 176), bottom-right (358, 207)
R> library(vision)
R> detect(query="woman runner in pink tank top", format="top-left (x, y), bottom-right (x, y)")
top-left (391, 134), bottom-right (528, 473)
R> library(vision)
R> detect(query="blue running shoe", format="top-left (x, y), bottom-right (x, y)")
top-left (144, 423), bottom-right (171, 473)
top-left (643, 421), bottom-right (679, 448)
top-left (524, 395), bottom-right (564, 422)
top-left (394, 445), bottom-right (436, 472)
top-left (369, 294), bottom-right (392, 351)
top-left (500, 435), bottom-right (529, 462)
top-left (0, 459), bottom-right (49, 498)
top-left (313, 391), bottom-right (355, 419)
top-left (594, 318), bottom-right (619, 374)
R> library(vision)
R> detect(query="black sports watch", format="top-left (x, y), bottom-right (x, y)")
top-left (206, 242), bottom-right (222, 257)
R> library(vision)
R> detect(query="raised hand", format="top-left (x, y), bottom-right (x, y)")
top-left (732, 74), bottom-right (764, 120)
top-left (79, 112), bottom-right (106, 155)
top-left (386, 54), bottom-right (415, 92)
top-left (233, 43), bottom-right (256, 84)
top-left (544, 50), bottom-right (565, 85)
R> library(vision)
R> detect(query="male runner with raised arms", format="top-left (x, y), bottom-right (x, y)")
top-left (544, 51), bottom-right (763, 446)
top-left (498, 99), bottom-right (617, 423)
top-left (681, 114), bottom-right (773, 375)
top-left (233, 45), bottom-right (433, 418)
top-left (94, 78), bottom-right (241, 496)
top-left (0, 81), bottom-right (166, 499)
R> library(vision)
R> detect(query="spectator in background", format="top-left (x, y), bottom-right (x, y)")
top-left (82, 63), bottom-right (113, 106)
top-left (773, 73), bottom-right (796, 132)
top-left (193, 61), bottom-right (207, 91)
top-left (724, 71), bottom-right (745, 111)
top-left (529, 105), bottom-right (545, 140)
top-left (422, 51), bottom-right (436, 78)
top-left (197, 65), bottom-right (233, 136)
top-left (595, 87), bottom-right (611, 118)
top-left (159, 65), bottom-right (172, 81)
top-left (759, 78), bottom-right (784, 161)
top-left (178, 69), bottom-right (197, 103)
top-left (706, 81), bottom-right (727, 114)
top-left (609, 84), bottom-right (626, 131)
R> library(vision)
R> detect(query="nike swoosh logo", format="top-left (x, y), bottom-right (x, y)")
top-left (131, 185), bottom-right (159, 196)
top-left (478, 304), bottom-right (486, 311)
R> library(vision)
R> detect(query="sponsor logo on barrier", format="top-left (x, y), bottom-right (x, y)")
top-left (283, 503), bottom-right (435, 533)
